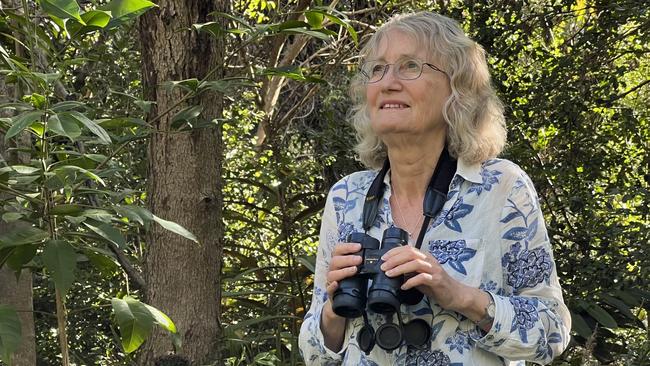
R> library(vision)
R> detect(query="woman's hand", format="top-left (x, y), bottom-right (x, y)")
top-left (320, 242), bottom-right (363, 352)
top-left (380, 245), bottom-right (492, 326)
top-left (379, 246), bottom-right (467, 311)
top-left (325, 242), bottom-right (363, 300)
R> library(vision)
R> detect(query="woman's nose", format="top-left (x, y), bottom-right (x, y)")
top-left (379, 65), bottom-right (403, 90)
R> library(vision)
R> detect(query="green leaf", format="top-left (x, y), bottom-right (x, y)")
top-left (170, 105), bottom-right (203, 129)
top-left (6, 244), bottom-right (37, 271)
top-left (82, 209), bottom-right (114, 223)
top-left (8, 165), bottom-right (40, 175)
top-left (101, 0), bottom-right (157, 27)
top-left (48, 114), bottom-right (81, 141)
top-left (81, 10), bottom-right (111, 27)
top-left (601, 294), bottom-right (636, 319)
top-left (1, 213), bottom-right (23, 223)
top-left (66, 10), bottom-right (112, 37)
top-left (570, 310), bottom-right (593, 339)
top-left (252, 352), bottom-right (280, 366)
top-left (58, 111), bottom-right (111, 144)
top-left (42, 239), bottom-right (77, 297)
top-left (111, 296), bottom-right (155, 353)
top-left (38, 0), bottom-right (84, 23)
top-left (208, 12), bottom-right (253, 31)
top-left (50, 100), bottom-right (86, 112)
top-left (114, 205), bottom-right (153, 225)
top-left (192, 22), bottom-right (225, 37)
top-left (163, 78), bottom-right (200, 93)
top-left (582, 302), bottom-right (618, 329)
top-left (296, 255), bottom-right (315, 274)
top-left (98, 117), bottom-right (149, 129)
top-left (28, 93), bottom-right (47, 109)
top-left (83, 248), bottom-right (118, 274)
top-left (152, 215), bottom-right (198, 243)
top-left (278, 27), bottom-right (331, 41)
top-left (261, 65), bottom-right (324, 83)
top-left (0, 304), bottom-right (21, 364)
top-left (84, 222), bottom-right (126, 248)
top-left (52, 165), bottom-right (106, 186)
top-left (111, 297), bottom-right (175, 354)
top-left (5, 111), bottom-right (44, 141)
top-left (322, 13), bottom-right (357, 44)
top-left (49, 204), bottom-right (84, 216)
top-left (276, 20), bottom-right (311, 31)
top-left (305, 11), bottom-right (324, 29)
top-left (143, 304), bottom-right (176, 333)
top-left (0, 227), bottom-right (49, 248)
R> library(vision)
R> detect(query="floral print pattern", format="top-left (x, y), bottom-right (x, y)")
top-left (298, 159), bottom-right (570, 366)
top-left (428, 239), bottom-right (476, 275)
top-left (502, 243), bottom-right (552, 291)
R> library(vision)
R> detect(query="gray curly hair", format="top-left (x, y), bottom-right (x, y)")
top-left (350, 12), bottom-right (507, 169)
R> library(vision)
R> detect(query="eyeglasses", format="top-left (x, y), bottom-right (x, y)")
top-left (360, 58), bottom-right (446, 83)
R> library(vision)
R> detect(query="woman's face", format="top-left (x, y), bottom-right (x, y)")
top-left (365, 30), bottom-right (451, 143)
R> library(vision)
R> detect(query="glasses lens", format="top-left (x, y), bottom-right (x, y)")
top-left (398, 59), bottom-right (422, 80)
top-left (362, 62), bottom-right (386, 83)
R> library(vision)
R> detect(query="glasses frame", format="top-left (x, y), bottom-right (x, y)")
top-left (360, 59), bottom-right (447, 84)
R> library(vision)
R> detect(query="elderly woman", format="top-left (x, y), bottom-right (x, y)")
top-left (298, 11), bottom-right (570, 366)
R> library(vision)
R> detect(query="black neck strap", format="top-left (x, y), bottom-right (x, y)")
top-left (362, 148), bottom-right (458, 249)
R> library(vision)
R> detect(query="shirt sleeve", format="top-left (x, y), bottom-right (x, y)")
top-left (298, 183), bottom-right (351, 365)
top-left (471, 169), bottom-right (571, 364)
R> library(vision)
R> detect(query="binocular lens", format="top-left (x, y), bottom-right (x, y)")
top-left (367, 292), bottom-right (400, 314)
top-left (331, 289), bottom-right (365, 318)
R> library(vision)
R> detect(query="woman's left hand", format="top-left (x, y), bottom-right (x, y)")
top-left (380, 245), bottom-right (468, 312)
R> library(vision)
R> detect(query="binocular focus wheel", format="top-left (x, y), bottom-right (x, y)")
top-left (358, 325), bottom-right (375, 354)
top-left (375, 322), bottom-right (402, 351)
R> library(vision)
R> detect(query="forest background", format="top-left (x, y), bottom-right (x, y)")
top-left (0, 0), bottom-right (648, 365)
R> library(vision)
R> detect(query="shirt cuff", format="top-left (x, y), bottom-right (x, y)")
top-left (468, 291), bottom-right (511, 348)
top-left (316, 301), bottom-right (349, 359)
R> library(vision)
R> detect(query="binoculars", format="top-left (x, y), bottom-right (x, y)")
top-left (331, 227), bottom-right (431, 353)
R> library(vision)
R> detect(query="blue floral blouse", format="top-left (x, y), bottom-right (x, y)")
top-left (298, 158), bottom-right (571, 365)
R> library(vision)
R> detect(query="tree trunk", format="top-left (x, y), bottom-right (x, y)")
top-left (0, 67), bottom-right (37, 366)
top-left (138, 1), bottom-right (226, 365)
top-left (0, 269), bottom-right (36, 366)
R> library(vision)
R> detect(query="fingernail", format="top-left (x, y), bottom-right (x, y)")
top-left (400, 285), bottom-right (407, 290)
top-left (385, 269), bottom-right (393, 276)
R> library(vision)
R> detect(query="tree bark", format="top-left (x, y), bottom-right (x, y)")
top-left (0, 0), bottom-right (37, 360)
top-left (0, 268), bottom-right (36, 366)
top-left (138, 1), bottom-right (226, 364)
top-left (0, 67), bottom-right (37, 366)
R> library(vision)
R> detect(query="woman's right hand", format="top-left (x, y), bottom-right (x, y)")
top-left (325, 242), bottom-right (363, 300)
top-left (321, 242), bottom-right (363, 352)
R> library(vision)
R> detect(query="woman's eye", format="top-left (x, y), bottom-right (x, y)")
top-left (403, 60), bottom-right (419, 70)
top-left (371, 64), bottom-right (385, 74)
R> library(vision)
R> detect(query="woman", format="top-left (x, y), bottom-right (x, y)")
top-left (298, 12), bottom-right (570, 365)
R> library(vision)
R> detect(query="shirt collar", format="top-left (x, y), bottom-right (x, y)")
top-left (456, 158), bottom-right (482, 184)
top-left (382, 158), bottom-right (483, 187)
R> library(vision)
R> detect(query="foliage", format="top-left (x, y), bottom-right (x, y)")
top-left (0, 0), bottom-right (648, 365)
top-left (0, 0), bottom-right (181, 363)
